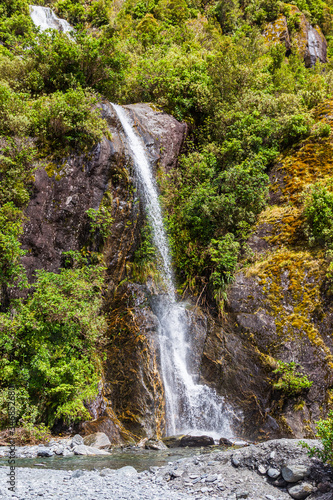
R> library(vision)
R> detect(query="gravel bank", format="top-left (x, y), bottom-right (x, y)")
top-left (1, 439), bottom-right (332, 500)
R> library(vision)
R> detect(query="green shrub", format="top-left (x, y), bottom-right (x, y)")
top-left (0, 138), bottom-right (38, 207)
top-left (301, 410), bottom-right (333, 465)
top-left (0, 202), bottom-right (27, 311)
top-left (86, 204), bottom-right (114, 239)
top-left (304, 180), bottom-right (333, 248)
top-left (209, 233), bottom-right (240, 306)
top-left (0, 254), bottom-right (107, 426)
top-left (272, 361), bottom-right (313, 396)
top-left (31, 88), bottom-right (108, 152)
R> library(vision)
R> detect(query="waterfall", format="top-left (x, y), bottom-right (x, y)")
top-left (113, 104), bottom-right (234, 438)
top-left (29, 5), bottom-right (73, 33)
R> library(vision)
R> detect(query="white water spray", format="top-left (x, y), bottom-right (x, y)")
top-left (113, 104), bottom-right (234, 438)
top-left (29, 5), bottom-right (73, 33)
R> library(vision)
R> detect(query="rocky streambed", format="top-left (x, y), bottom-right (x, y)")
top-left (1, 438), bottom-right (332, 499)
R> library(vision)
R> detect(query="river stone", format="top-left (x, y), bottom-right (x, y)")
top-left (73, 444), bottom-right (109, 456)
top-left (37, 447), bottom-right (54, 457)
top-left (62, 448), bottom-right (74, 457)
top-left (100, 468), bottom-right (114, 477)
top-left (83, 432), bottom-right (111, 449)
top-left (71, 470), bottom-right (85, 479)
top-left (70, 435), bottom-right (84, 448)
top-left (267, 467), bottom-right (280, 479)
top-left (282, 465), bottom-right (310, 483)
top-left (180, 435), bottom-right (214, 447)
top-left (115, 466), bottom-right (137, 477)
top-left (145, 439), bottom-right (167, 450)
top-left (288, 482), bottom-right (315, 499)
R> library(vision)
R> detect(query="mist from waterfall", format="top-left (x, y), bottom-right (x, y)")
top-left (113, 104), bottom-right (234, 438)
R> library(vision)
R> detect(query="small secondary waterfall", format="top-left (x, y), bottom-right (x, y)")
top-left (29, 5), bottom-right (73, 33)
top-left (113, 104), bottom-right (233, 438)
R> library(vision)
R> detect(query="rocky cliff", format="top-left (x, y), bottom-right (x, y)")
top-left (19, 98), bottom-right (333, 443)
top-left (20, 102), bottom-right (187, 441)
top-left (201, 100), bottom-right (333, 440)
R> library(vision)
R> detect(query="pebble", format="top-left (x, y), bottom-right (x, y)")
top-left (267, 468), bottom-right (280, 479)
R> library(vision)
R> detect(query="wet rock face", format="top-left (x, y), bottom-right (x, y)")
top-left (264, 7), bottom-right (327, 67)
top-left (20, 102), bottom-right (186, 442)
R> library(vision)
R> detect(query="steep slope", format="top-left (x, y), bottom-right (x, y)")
top-left (201, 100), bottom-right (333, 440)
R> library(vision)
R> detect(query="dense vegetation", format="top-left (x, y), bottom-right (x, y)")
top-left (2, 0), bottom-right (333, 429)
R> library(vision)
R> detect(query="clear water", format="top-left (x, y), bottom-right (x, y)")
top-left (29, 5), bottom-right (73, 33)
top-left (113, 104), bottom-right (235, 438)
top-left (0, 447), bottom-right (219, 472)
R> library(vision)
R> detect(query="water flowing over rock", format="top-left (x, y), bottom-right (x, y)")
top-left (29, 5), bottom-right (73, 33)
top-left (264, 6), bottom-right (327, 67)
top-left (112, 103), bottom-right (235, 439)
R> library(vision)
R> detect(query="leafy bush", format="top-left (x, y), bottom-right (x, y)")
top-left (209, 233), bottom-right (240, 307)
top-left (304, 180), bottom-right (333, 248)
top-left (0, 254), bottom-right (107, 426)
top-left (0, 203), bottom-right (27, 311)
top-left (31, 88), bottom-right (108, 151)
top-left (272, 361), bottom-right (313, 396)
top-left (0, 138), bottom-right (38, 207)
top-left (86, 204), bottom-right (114, 239)
top-left (301, 410), bottom-right (333, 465)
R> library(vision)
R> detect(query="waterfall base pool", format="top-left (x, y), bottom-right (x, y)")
top-left (0, 446), bottom-right (222, 471)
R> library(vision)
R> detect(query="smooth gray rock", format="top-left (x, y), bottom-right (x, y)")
top-left (288, 482), bottom-right (314, 499)
top-left (37, 447), bottom-right (54, 457)
top-left (115, 466), bottom-right (138, 477)
top-left (83, 432), bottom-right (111, 449)
top-left (282, 465), bottom-right (310, 483)
top-left (267, 468), bottom-right (280, 479)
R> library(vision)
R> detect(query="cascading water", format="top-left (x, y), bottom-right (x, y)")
top-left (113, 104), bottom-right (234, 438)
top-left (29, 5), bottom-right (73, 33)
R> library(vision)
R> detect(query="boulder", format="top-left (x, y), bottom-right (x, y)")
top-left (83, 432), bottom-right (111, 449)
top-left (145, 439), bottom-right (167, 450)
top-left (162, 435), bottom-right (186, 448)
top-left (70, 435), bottom-right (84, 448)
top-left (282, 465), bottom-right (310, 483)
top-left (37, 447), bottom-right (54, 457)
top-left (73, 444), bottom-right (110, 456)
top-left (180, 435), bottom-right (214, 447)
top-left (288, 482), bottom-right (315, 499)
top-left (219, 437), bottom-right (233, 447)
top-left (115, 466), bottom-right (137, 477)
